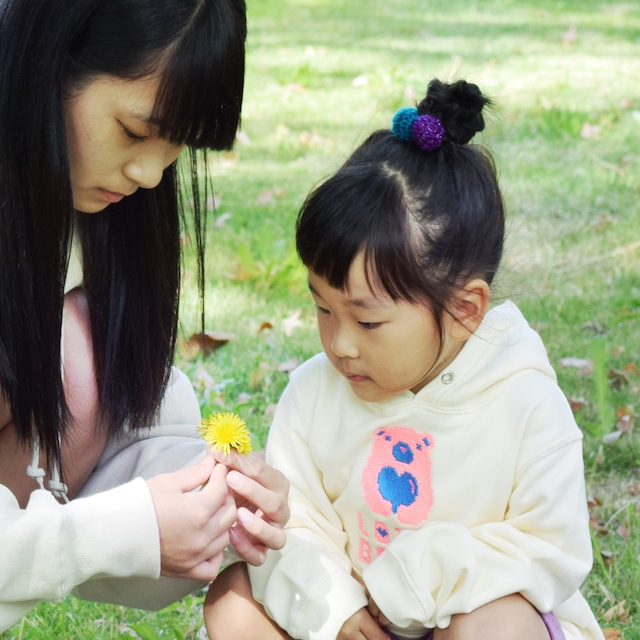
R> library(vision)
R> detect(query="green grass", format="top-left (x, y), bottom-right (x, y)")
top-left (4, 0), bottom-right (640, 637)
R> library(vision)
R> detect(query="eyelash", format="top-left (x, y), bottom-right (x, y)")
top-left (315, 305), bottom-right (381, 330)
top-left (119, 121), bottom-right (147, 141)
top-left (359, 322), bottom-right (381, 330)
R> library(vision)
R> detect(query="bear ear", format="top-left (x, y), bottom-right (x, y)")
top-left (449, 278), bottom-right (489, 341)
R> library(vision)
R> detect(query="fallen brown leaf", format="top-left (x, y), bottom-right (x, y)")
top-left (282, 310), bottom-right (304, 336)
top-left (616, 405), bottom-right (636, 433)
top-left (587, 497), bottom-right (602, 510)
top-left (568, 396), bottom-right (587, 414)
top-left (601, 600), bottom-right (630, 624)
top-left (590, 515), bottom-right (610, 535)
top-left (616, 525), bottom-right (629, 540)
top-left (600, 549), bottom-right (614, 566)
top-left (608, 368), bottom-right (630, 390)
top-left (179, 331), bottom-right (235, 360)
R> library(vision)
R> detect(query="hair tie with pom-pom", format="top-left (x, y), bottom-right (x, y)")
top-left (411, 114), bottom-right (446, 151)
top-left (391, 108), bottom-right (446, 151)
top-left (391, 107), bottom-right (419, 141)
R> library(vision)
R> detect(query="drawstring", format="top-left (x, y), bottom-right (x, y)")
top-left (49, 459), bottom-right (69, 503)
top-left (26, 438), bottom-right (46, 491)
top-left (25, 435), bottom-right (70, 503)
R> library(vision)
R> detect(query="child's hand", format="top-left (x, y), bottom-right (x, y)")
top-left (147, 455), bottom-right (237, 581)
top-left (212, 449), bottom-right (289, 566)
top-left (337, 607), bottom-right (389, 640)
top-left (367, 594), bottom-right (392, 627)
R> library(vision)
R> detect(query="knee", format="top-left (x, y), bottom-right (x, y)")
top-left (204, 562), bottom-right (289, 640)
top-left (204, 563), bottom-right (254, 640)
top-left (434, 594), bottom-right (550, 640)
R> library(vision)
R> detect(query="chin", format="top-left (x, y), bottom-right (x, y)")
top-left (351, 386), bottom-right (391, 404)
top-left (74, 201), bottom-right (109, 214)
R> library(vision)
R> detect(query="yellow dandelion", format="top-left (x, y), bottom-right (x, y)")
top-left (197, 412), bottom-right (253, 455)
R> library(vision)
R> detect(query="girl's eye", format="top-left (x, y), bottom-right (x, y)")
top-left (119, 121), bottom-right (147, 141)
top-left (359, 322), bottom-right (382, 330)
top-left (315, 305), bottom-right (330, 316)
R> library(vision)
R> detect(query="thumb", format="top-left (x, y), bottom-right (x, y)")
top-left (171, 454), bottom-right (217, 492)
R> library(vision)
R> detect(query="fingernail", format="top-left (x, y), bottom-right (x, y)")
top-left (236, 507), bottom-right (252, 526)
top-left (226, 470), bottom-right (243, 490)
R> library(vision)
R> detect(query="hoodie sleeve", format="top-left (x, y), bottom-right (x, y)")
top-left (0, 368), bottom-right (206, 632)
top-left (363, 389), bottom-right (593, 631)
top-left (248, 381), bottom-right (368, 640)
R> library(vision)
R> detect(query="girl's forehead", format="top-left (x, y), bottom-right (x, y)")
top-left (69, 73), bottom-right (159, 109)
top-left (309, 255), bottom-right (392, 309)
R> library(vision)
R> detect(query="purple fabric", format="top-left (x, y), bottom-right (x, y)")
top-left (384, 632), bottom-right (432, 640)
top-left (384, 610), bottom-right (565, 639)
top-left (541, 611), bottom-right (566, 640)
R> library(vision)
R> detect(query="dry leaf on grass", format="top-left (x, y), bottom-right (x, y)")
top-left (601, 600), bottom-right (630, 624)
top-left (179, 331), bottom-right (235, 360)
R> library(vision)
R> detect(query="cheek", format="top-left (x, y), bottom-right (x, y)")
top-left (317, 317), bottom-right (332, 352)
top-left (168, 144), bottom-right (187, 166)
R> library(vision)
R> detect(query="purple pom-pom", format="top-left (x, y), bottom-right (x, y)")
top-left (411, 114), bottom-right (446, 151)
top-left (391, 107), bottom-right (418, 141)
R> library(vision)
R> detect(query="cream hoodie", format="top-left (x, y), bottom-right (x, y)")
top-left (249, 302), bottom-right (603, 640)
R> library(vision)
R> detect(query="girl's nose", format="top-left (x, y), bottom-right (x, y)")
top-left (331, 327), bottom-right (359, 359)
top-left (123, 155), bottom-right (165, 190)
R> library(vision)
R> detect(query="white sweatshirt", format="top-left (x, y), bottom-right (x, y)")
top-left (0, 242), bottom-right (207, 631)
top-left (249, 302), bottom-right (603, 640)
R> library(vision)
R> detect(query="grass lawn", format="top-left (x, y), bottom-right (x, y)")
top-left (3, 0), bottom-right (639, 638)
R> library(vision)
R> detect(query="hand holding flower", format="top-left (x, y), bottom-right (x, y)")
top-left (197, 413), bottom-right (289, 564)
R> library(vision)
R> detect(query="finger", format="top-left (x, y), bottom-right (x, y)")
top-left (214, 451), bottom-right (288, 495)
top-left (201, 526), bottom-right (233, 563)
top-left (226, 467), bottom-right (290, 525)
top-left (171, 454), bottom-right (217, 493)
top-left (199, 462), bottom-right (229, 504)
top-left (204, 493), bottom-right (238, 536)
top-left (238, 505), bottom-right (286, 550)
top-left (228, 522), bottom-right (267, 566)
top-left (189, 497), bottom-right (236, 565)
top-left (182, 550), bottom-right (225, 583)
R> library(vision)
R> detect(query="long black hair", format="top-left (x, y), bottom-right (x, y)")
top-left (0, 0), bottom-right (246, 473)
top-left (296, 79), bottom-right (504, 349)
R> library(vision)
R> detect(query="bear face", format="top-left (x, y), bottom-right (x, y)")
top-left (361, 426), bottom-right (434, 525)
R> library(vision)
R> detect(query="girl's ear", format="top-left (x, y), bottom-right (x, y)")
top-left (449, 278), bottom-right (490, 341)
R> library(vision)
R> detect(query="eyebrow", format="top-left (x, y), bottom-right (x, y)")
top-left (126, 108), bottom-right (162, 127)
top-left (307, 281), bottom-right (387, 310)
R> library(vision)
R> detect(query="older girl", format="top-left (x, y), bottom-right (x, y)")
top-left (0, 0), bottom-right (288, 631)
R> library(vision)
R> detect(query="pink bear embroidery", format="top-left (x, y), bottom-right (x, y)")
top-left (361, 426), bottom-right (434, 525)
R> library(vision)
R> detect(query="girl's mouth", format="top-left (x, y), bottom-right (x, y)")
top-left (98, 188), bottom-right (127, 204)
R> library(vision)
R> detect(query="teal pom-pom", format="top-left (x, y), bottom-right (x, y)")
top-left (391, 107), bottom-right (418, 141)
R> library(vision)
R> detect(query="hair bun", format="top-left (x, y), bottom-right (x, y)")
top-left (418, 79), bottom-right (491, 145)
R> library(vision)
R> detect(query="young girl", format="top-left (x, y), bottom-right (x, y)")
top-left (205, 79), bottom-right (603, 639)
top-left (0, 0), bottom-right (288, 632)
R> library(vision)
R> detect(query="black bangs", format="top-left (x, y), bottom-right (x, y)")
top-left (153, 0), bottom-right (246, 149)
top-left (296, 163), bottom-right (421, 299)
